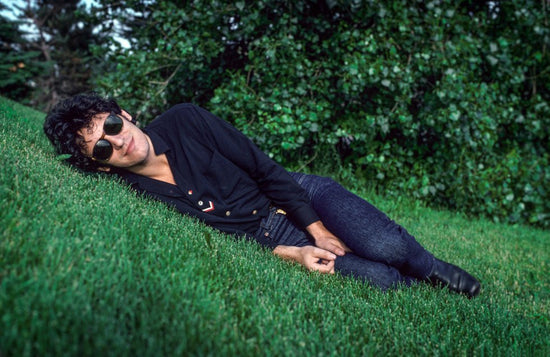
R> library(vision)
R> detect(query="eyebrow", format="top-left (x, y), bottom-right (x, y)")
top-left (79, 120), bottom-right (102, 145)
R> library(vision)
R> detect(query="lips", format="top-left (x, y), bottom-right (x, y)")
top-left (125, 137), bottom-right (134, 156)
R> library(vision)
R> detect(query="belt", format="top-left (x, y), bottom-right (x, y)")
top-left (275, 208), bottom-right (287, 215)
top-left (269, 205), bottom-right (287, 215)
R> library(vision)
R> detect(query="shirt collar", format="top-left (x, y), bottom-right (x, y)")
top-left (144, 129), bottom-right (169, 155)
top-left (118, 128), bottom-right (182, 197)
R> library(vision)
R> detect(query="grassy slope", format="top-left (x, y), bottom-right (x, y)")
top-left (1, 97), bottom-right (549, 356)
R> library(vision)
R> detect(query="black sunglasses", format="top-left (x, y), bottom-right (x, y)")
top-left (92, 113), bottom-right (124, 161)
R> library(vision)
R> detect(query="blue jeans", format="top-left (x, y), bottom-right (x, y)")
top-left (254, 173), bottom-right (435, 290)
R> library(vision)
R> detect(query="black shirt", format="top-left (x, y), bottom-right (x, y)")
top-left (120, 104), bottom-right (320, 238)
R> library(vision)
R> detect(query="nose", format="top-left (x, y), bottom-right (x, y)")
top-left (107, 133), bottom-right (124, 149)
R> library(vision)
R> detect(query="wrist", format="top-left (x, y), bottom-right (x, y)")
top-left (273, 245), bottom-right (302, 263)
top-left (306, 220), bottom-right (328, 239)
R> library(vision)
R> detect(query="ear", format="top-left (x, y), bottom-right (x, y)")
top-left (120, 110), bottom-right (133, 122)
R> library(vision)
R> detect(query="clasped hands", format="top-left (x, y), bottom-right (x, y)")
top-left (273, 220), bottom-right (351, 274)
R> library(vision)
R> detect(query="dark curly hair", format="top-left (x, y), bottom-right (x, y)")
top-left (44, 93), bottom-right (123, 172)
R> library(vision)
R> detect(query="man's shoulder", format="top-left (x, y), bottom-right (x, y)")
top-left (144, 103), bottom-right (212, 143)
top-left (165, 103), bottom-right (201, 116)
top-left (147, 103), bottom-right (199, 128)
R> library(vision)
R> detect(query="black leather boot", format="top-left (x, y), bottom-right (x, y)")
top-left (427, 258), bottom-right (481, 298)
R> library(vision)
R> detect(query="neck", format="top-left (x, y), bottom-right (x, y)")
top-left (126, 135), bottom-right (176, 185)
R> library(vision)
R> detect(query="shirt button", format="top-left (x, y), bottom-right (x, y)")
top-left (225, 211), bottom-right (231, 216)
top-left (198, 201), bottom-right (203, 206)
top-left (264, 232), bottom-right (269, 237)
top-left (252, 209), bottom-right (258, 215)
top-left (188, 190), bottom-right (193, 195)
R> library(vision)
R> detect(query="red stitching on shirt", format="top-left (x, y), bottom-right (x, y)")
top-left (202, 201), bottom-right (215, 212)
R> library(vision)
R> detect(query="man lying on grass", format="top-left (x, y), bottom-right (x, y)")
top-left (44, 93), bottom-right (481, 298)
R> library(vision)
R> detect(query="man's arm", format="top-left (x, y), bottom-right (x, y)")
top-left (273, 245), bottom-right (337, 274)
top-left (189, 105), bottom-right (321, 229)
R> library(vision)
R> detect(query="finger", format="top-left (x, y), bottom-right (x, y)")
top-left (330, 237), bottom-right (351, 253)
top-left (314, 260), bottom-right (335, 274)
top-left (316, 240), bottom-right (344, 256)
top-left (328, 262), bottom-right (335, 274)
top-left (314, 247), bottom-right (337, 261)
top-left (341, 242), bottom-right (352, 253)
top-left (332, 239), bottom-right (352, 255)
top-left (327, 242), bottom-right (346, 256)
top-left (323, 236), bottom-right (348, 255)
top-left (322, 260), bottom-right (335, 274)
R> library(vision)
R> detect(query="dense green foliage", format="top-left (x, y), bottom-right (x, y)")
top-left (0, 0), bottom-right (104, 110)
top-left (2, 0), bottom-right (549, 227)
top-left (0, 4), bottom-right (43, 103)
top-left (92, 0), bottom-right (549, 229)
top-left (2, 97), bottom-right (549, 356)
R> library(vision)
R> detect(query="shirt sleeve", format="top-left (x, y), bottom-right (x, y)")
top-left (184, 104), bottom-right (320, 229)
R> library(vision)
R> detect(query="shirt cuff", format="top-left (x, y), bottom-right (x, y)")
top-left (288, 205), bottom-right (320, 229)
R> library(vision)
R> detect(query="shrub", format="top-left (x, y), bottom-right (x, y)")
top-left (94, 0), bottom-right (549, 228)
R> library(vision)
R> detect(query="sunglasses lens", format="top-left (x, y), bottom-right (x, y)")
top-left (93, 139), bottom-right (113, 161)
top-left (104, 114), bottom-right (123, 135)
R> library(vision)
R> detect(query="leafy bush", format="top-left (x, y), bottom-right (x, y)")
top-left (93, 0), bottom-right (549, 228)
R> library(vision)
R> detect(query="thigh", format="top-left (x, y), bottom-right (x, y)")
top-left (291, 173), bottom-right (433, 278)
top-left (291, 173), bottom-right (406, 258)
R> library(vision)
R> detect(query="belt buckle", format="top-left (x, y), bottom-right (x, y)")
top-left (275, 208), bottom-right (287, 215)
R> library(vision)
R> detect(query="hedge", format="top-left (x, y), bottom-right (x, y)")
top-left (94, 0), bottom-right (549, 228)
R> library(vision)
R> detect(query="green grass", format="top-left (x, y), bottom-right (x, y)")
top-left (1, 96), bottom-right (549, 356)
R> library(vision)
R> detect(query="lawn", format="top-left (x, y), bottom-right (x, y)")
top-left (1, 96), bottom-right (549, 356)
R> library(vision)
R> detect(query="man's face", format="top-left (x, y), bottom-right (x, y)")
top-left (78, 111), bottom-right (151, 171)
